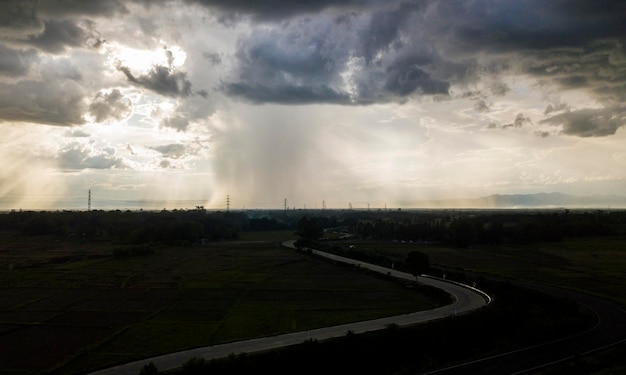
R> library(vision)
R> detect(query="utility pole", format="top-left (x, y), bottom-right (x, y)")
top-left (88, 189), bottom-right (91, 211)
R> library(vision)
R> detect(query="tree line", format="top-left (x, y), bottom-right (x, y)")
top-left (348, 210), bottom-right (625, 247)
top-left (0, 209), bottom-right (244, 245)
top-left (2, 208), bottom-right (624, 248)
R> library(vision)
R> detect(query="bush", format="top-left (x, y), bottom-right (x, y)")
top-left (139, 362), bottom-right (159, 375)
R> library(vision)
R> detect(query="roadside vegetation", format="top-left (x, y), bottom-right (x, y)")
top-left (156, 278), bottom-right (594, 375)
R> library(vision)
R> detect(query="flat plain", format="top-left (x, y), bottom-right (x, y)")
top-left (340, 236), bottom-right (626, 307)
top-left (0, 230), bottom-right (443, 374)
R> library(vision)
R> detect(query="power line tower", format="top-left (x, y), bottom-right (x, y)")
top-left (88, 189), bottom-right (91, 211)
top-left (226, 195), bottom-right (230, 212)
top-left (284, 198), bottom-right (287, 211)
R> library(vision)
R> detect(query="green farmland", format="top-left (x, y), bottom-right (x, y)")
top-left (337, 236), bottom-right (626, 307)
top-left (0, 230), bottom-right (444, 374)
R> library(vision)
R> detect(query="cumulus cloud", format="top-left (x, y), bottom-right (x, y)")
top-left (490, 81), bottom-right (509, 96)
top-left (544, 101), bottom-right (569, 115)
top-left (540, 107), bottom-right (626, 137)
top-left (161, 115), bottom-right (190, 132)
top-left (0, 55), bottom-right (87, 125)
top-left (488, 113), bottom-right (533, 130)
top-left (88, 89), bottom-right (131, 122)
top-left (0, 78), bottom-right (85, 125)
top-left (202, 51), bottom-right (221, 66)
top-left (56, 142), bottom-right (126, 170)
top-left (151, 143), bottom-right (187, 159)
top-left (513, 113), bottom-right (532, 128)
top-left (117, 63), bottom-right (193, 98)
top-left (474, 99), bottom-right (490, 112)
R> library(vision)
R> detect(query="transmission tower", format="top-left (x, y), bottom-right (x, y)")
top-left (88, 189), bottom-right (91, 211)
top-left (284, 198), bottom-right (287, 211)
top-left (226, 195), bottom-right (230, 212)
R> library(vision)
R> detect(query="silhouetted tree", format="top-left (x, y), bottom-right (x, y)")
top-left (297, 217), bottom-right (323, 239)
top-left (404, 251), bottom-right (430, 276)
top-left (139, 362), bottom-right (159, 375)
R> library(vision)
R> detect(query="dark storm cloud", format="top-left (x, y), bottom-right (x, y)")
top-left (383, 59), bottom-right (450, 97)
top-left (540, 107), bottom-right (626, 137)
top-left (25, 19), bottom-right (102, 53)
top-left (89, 89), bottom-right (132, 123)
top-left (0, 0), bottom-right (41, 38)
top-left (448, 0), bottom-right (626, 53)
top-left (221, 16), bottom-right (354, 104)
top-left (38, 0), bottom-right (129, 17)
top-left (117, 63), bottom-right (193, 98)
top-left (217, 0), bottom-right (626, 138)
top-left (359, 4), bottom-right (412, 65)
top-left (222, 6), bottom-right (459, 105)
top-left (224, 82), bottom-right (352, 105)
top-left (0, 44), bottom-right (38, 76)
top-left (0, 1), bottom-right (116, 49)
top-left (184, 0), bottom-right (368, 21)
top-left (0, 0), bottom-right (624, 139)
top-left (0, 0), bottom-right (127, 33)
top-left (439, 0), bottom-right (626, 108)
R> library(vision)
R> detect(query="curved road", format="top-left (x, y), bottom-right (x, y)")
top-left (90, 240), bottom-right (489, 375)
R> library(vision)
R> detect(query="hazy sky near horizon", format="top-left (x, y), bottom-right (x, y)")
top-left (0, 0), bottom-right (625, 210)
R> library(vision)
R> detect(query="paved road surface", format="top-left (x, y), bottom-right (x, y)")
top-left (90, 240), bottom-right (489, 375)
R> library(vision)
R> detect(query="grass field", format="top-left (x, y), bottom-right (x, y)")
top-left (340, 236), bottom-right (626, 307)
top-left (0, 230), bottom-right (444, 374)
top-left (326, 235), bottom-right (626, 374)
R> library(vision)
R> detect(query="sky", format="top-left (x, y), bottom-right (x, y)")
top-left (0, 0), bottom-right (625, 210)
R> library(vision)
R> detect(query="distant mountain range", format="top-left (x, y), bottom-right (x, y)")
top-left (407, 193), bottom-right (626, 209)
